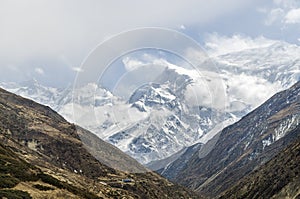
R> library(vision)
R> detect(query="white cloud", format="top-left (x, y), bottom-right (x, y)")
top-left (1, 0), bottom-right (299, 87)
top-left (34, 67), bottom-right (44, 75)
top-left (0, 0), bottom-right (254, 80)
top-left (260, 0), bottom-right (300, 27)
top-left (226, 73), bottom-right (281, 109)
top-left (285, 8), bottom-right (300, 23)
top-left (204, 34), bottom-right (277, 56)
top-left (265, 8), bottom-right (284, 25)
top-left (122, 57), bottom-right (146, 71)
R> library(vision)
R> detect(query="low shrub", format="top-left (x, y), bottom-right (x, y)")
top-left (0, 190), bottom-right (32, 199)
top-left (33, 184), bottom-right (55, 191)
top-left (0, 174), bottom-right (19, 188)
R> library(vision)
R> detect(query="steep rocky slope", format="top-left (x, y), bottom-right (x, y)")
top-left (0, 87), bottom-right (198, 199)
top-left (160, 81), bottom-right (300, 198)
top-left (219, 134), bottom-right (300, 199)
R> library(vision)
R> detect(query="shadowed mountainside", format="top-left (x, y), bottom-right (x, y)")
top-left (159, 81), bottom-right (300, 198)
top-left (219, 133), bottom-right (300, 199)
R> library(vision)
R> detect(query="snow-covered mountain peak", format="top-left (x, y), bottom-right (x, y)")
top-left (129, 83), bottom-right (178, 112)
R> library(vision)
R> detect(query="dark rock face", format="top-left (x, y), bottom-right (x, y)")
top-left (161, 81), bottom-right (300, 198)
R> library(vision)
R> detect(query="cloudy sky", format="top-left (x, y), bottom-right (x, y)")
top-left (1, 0), bottom-right (300, 87)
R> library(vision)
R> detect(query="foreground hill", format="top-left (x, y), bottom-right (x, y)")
top-left (0, 87), bottom-right (197, 199)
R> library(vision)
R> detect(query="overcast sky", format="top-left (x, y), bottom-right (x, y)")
top-left (1, 0), bottom-right (300, 87)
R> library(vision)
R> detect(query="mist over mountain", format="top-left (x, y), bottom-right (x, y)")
top-left (1, 41), bottom-right (299, 165)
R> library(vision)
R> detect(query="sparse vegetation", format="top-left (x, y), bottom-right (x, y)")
top-left (0, 174), bottom-right (19, 188)
top-left (32, 184), bottom-right (54, 191)
top-left (37, 173), bottom-right (101, 198)
top-left (0, 190), bottom-right (32, 199)
top-left (0, 143), bottom-right (40, 189)
top-left (0, 142), bottom-right (101, 199)
top-left (219, 137), bottom-right (300, 199)
top-left (37, 174), bottom-right (63, 189)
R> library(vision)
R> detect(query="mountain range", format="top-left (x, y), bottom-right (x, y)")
top-left (0, 40), bottom-right (299, 166)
